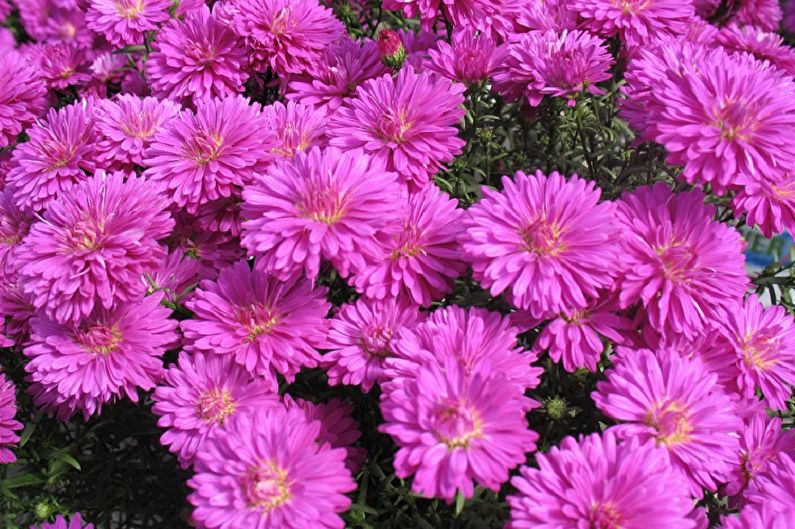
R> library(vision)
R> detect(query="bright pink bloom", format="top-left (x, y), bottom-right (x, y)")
top-left (722, 506), bottom-right (795, 529)
top-left (16, 0), bottom-right (89, 46)
top-left (181, 260), bottom-right (330, 384)
top-left (745, 452), bottom-right (795, 515)
top-left (33, 514), bottom-right (94, 529)
top-left (143, 248), bottom-right (202, 304)
top-left (0, 51), bottom-right (47, 148)
top-left (718, 24), bottom-right (795, 76)
top-left (260, 101), bottom-right (328, 161)
top-left (514, 0), bottom-right (577, 31)
top-left (192, 197), bottom-right (244, 237)
top-left (27, 43), bottom-right (91, 90)
top-left (0, 274), bottom-right (35, 345)
top-left (0, 373), bottom-right (21, 464)
top-left (382, 0), bottom-right (522, 39)
top-left (732, 171), bottom-right (795, 237)
top-left (86, 0), bottom-right (170, 46)
top-left (507, 430), bottom-right (698, 529)
top-left (152, 352), bottom-right (280, 468)
top-left (730, 0), bottom-right (783, 32)
top-left (168, 214), bottom-right (243, 279)
top-left (0, 190), bottom-right (34, 272)
top-left (428, 29), bottom-right (506, 86)
top-left (328, 67), bottom-right (466, 188)
top-left (188, 406), bottom-right (356, 529)
top-left (461, 170), bottom-right (618, 320)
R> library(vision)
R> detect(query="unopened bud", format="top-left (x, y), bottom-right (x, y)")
top-left (545, 397), bottom-right (568, 421)
top-left (377, 29), bottom-right (405, 70)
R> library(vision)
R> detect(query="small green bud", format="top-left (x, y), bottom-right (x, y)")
top-left (545, 397), bottom-right (568, 421)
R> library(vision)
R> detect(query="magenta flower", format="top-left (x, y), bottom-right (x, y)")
top-left (0, 274), bottom-right (35, 345)
top-left (382, 0), bottom-right (521, 39)
top-left (323, 298), bottom-right (424, 392)
top-left (328, 67), bottom-right (466, 188)
top-left (16, 0), bottom-right (89, 46)
top-left (85, 0), bottom-right (170, 46)
top-left (188, 406), bottom-right (356, 529)
top-left (241, 147), bottom-right (402, 280)
top-left (192, 197), bottom-right (244, 237)
top-left (718, 24), bottom-right (795, 76)
top-left (461, 170), bottom-right (618, 320)
top-left (181, 260), bottom-right (330, 384)
top-left (144, 95), bottom-right (274, 213)
top-left (227, 0), bottom-right (344, 76)
top-left (427, 29), bottom-right (506, 86)
top-left (571, 0), bottom-right (695, 48)
top-left (286, 37), bottom-right (387, 113)
top-left (514, 0), bottom-right (577, 31)
top-left (95, 95), bottom-right (180, 169)
top-left (787, 0), bottom-right (795, 33)
top-left (507, 430), bottom-right (698, 529)
top-left (18, 171), bottom-right (173, 325)
top-left (147, 6), bottom-right (249, 104)
top-left (0, 50), bottom-right (47, 148)
top-left (144, 248), bottom-right (201, 304)
top-left (0, 190), bottom-right (34, 272)
top-left (27, 43), bottom-right (91, 90)
top-left (24, 293), bottom-right (178, 421)
top-left (745, 452), bottom-right (795, 515)
top-left (350, 185), bottom-right (466, 306)
top-left (168, 214), bottom-right (243, 279)
top-left (33, 514), bottom-right (94, 529)
top-left (732, 171), bottom-right (795, 237)
top-left (152, 352), bottom-right (280, 468)
top-left (260, 101), bottom-right (328, 161)
top-left (0, 373), bottom-right (22, 464)
top-left (730, 0), bottom-right (783, 32)
top-left (593, 347), bottom-right (742, 496)
top-left (7, 100), bottom-right (100, 212)
top-left (722, 506), bottom-right (795, 529)
top-left (615, 183), bottom-right (748, 340)
top-left (380, 355), bottom-right (538, 501)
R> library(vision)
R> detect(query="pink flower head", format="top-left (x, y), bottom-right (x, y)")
top-left (514, 0), bottom-right (577, 31)
top-left (730, 0), bottom-right (783, 32)
top-left (732, 171), bottom-right (795, 237)
top-left (702, 295), bottom-right (795, 411)
top-left (0, 190), bottom-right (35, 272)
top-left (787, 0), bottom-right (795, 33)
top-left (461, 170), bottom-right (619, 320)
top-left (181, 260), bottom-right (330, 384)
top-left (95, 95), bottom-right (180, 169)
top-left (86, 0), bottom-right (170, 46)
top-left (322, 297), bottom-right (424, 392)
top-left (376, 29), bottom-right (405, 65)
top-left (147, 6), bottom-right (249, 104)
top-left (571, 0), bottom-right (695, 48)
top-left (428, 28), bottom-right (506, 86)
top-left (507, 430), bottom-right (698, 529)
top-left (0, 373), bottom-right (22, 464)
top-left (652, 47), bottom-right (795, 193)
top-left (152, 352), bottom-right (280, 468)
top-left (615, 183), bottom-right (748, 340)
top-left (188, 406), bottom-right (356, 529)
top-left (18, 171), bottom-right (173, 325)
top-left (0, 273), bottom-right (35, 345)
top-left (745, 452), bottom-right (795, 515)
top-left (192, 197), bottom-right (244, 237)
top-left (28, 42), bottom-right (91, 90)
top-left (0, 51), bottom-right (47, 148)
top-left (328, 67), bottom-right (466, 188)
top-left (722, 506), bottom-right (795, 529)
top-left (260, 101), bottom-right (328, 161)
top-left (227, 0), bottom-right (344, 76)
top-left (241, 147), bottom-right (402, 281)
top-left (718, 24), bottom-right (795, 76)
top-left (143, 248), bottom-right (201, 304)
top-left (144, 95), bottom-right (275, 213)
top-left (382, 0), bottom-right (521, 39)
top-left (494, 29), bottom-right (613, 106)
top-left (168, 213), bottom-right (243, 279)
top-left (24, 293), bottom-right (178, 421)
top-left (16, 0), bottom-right (89, 46)
top-left (350, 186), bottom-right (466, 306)
top-left (285, 37), bottom-right (388, 113)
top-left (32, 514), bottom-right (94, 529)
top-left (7, 99), bottom-right (100, 212)
top-left (380, 354), bottom-right (538, 502)
top-left (593, 347), bottom-right (742, 496)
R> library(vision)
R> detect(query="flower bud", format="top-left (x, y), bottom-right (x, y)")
top-left (377, 29), bottom-right (405, 70)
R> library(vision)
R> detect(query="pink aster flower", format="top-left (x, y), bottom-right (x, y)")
top-left (16, 0), bottom-right (91, 46)
top-left (718, 24), bottom-right (795, 76)
top-left (188, 406), bottom-right (356, 529)
top-left (0, 373), bottom-right (22, 464)
top-left (144, 95), bottom-right (275, 213)
top-left (571, 0), bottom-right (695, 48)
top-left (192, 197), bottom-right (244, 237)
top-left (745, 452), bottom-right (795, 515)
top-left (85, 0), bottom-right (170, 47)
top-left (285, 37), bottom-right (388, 113)
top-left (0, 51), bottom-right (47, 148)
top-left (593, 347), bottom-right (742, 496)
top-left (227, 0), bottom-right (344, 76)
top-left (241, 147), bottom-right (402, 281)
top-left (143, 248), bottom-right (201, 304)
top-left (380, 355), bottom-right (538, 502)
top-left (17, 171), bottom-right (173, 325)
top-left (148, 6), bottom-right (249, 104)
top-left (260, 101), bottom-right (328, 161)
top-left (95, 95), bottom-right (180, 169)
top-left (152, 352), bottom-right (280, 468)
top-left (494, 29), bottom-right (613, 107)
top-left (732, 171), bottom-right (795, 237)
top-left (322, 298), bottom-right (424, 392)
top-left (427, 29), bottom-right (506, 86)
top-left (24, 293), bottom-right (178, 421)
top-left (328, 67), bottom-right (466, 188)
top-left (514, 0), bottom-right (577, 31)
top-left (7, 99), bottom-right (100, 212)
top-left (168, 214), bottom-right (243, 279)
top-left (615, 183), bottom-right (748, 340)
top-left (350, 186), bottom-right (466, 306)
top-left (507, 430), bottom-right (698, 529)
top-left (461, 170), bottom-right (619, 320)
top-left (702, 295), bottom-right (795, 411)
top-left (382, 0), bottom-right (521, 39)
top-left (787, 0), bottom-right (795, 33)
top-left (0, 274), bottom-right (35, 345)
top-left (722, 506), bottom-right (795, 529)
top-left (27, 42), bottom-right (91, 91)
top-left (181, 260), bottom-right (330, 384)
top-left (652, 48), bottom-right (795, 193)
top-left (0, 190), bottom-right (35, 272)
top-left (32, 514), bottom-right (94, 529)
top-left (730, 0), bottom-right (783, 32)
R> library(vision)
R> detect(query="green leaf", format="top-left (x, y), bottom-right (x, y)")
top-left (2, 473), bottom-right (45, 489)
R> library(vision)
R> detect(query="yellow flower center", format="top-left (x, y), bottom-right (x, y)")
top-left (244, 462), bottom-right (292, 512)
top-left (196, 388), bottom-right (237, 425)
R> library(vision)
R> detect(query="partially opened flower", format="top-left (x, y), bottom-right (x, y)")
top-left (461, 170), bottom-right (619, 320)
top-left (382, 0), bottom-right (521, 39)
top-left (328, 67), bottom-right (466, 188)
top-left (260, 101), bottom-right (328, 161)
top-left (241, 147), bottom-right (402, 280)
top-left (152, 352), bottom-right (280, 468)
top-left (181, 260), bottom-right (330, 384)
top-left (729, 0), bottom-right (783, 32)
top-left (0, 373), bottom-right (22, 464)
top-left (17, 171), bottom-right (173, 324)
top-left (27, 43), bottom-right (91, 90)
top-left (188, 406), bottom-right (356, 529)
top-left (24, 293), bottom-right (178, 421)
top-left (507, 431), bottom-right (698, 529)
top-left (514, 0), bottom-right (577, 31)
top-left (732, 171), bottom-right (795, 237)
top-left (718, 24), bottom-right (795, 76)
top-left (593, 347), bottom-right (742, 496)
top-left (0, 50), bottom-right (47, 148)
top-left (86, 0), bottom-right (170, 47)
top-left (168, 214), bottom-right (243, 279)
top-left (427, 29), bottom-right (506, 86)
top-left (16, 0), bottom-right (89, 46)
top-left (144, 248), bottom-right (201, 304)
top-left (745, 452), bottom-right (795, 515)
top-left (33, 514), bottom-right (94, 529)
top-left (0, 273), bottom-right (35, 345)
top-left (0, 190), bottom-right (34, 271)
